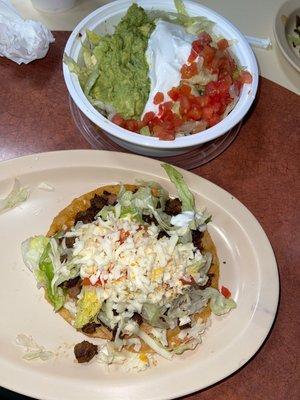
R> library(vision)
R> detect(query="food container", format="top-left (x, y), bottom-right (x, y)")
top-left (63, 0), bottom-right (258, 157)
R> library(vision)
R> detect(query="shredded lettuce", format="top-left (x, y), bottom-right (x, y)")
top-left (35, 240), bottom-right (65, 311)
top-left (162, 163), bottom-right (195, 211)
top-left (21, 236), bottom-right (50, 272)
top-left (22, 236), bottom-right (65, 311)
top-left (201, 287), bottom-right (236, 315)
top-left (174, 0), bottom-right (214, 35)
top-left (0, 179), bottom-right (29, 214)
top-left (74, 288), bottom-right (102, 329)
top-left (137, 328), bottom-right (173, 360)
top-left (15, 334), bottom-right (54, 361)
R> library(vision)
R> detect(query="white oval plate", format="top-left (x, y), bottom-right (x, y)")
top-left (0, 150), bottom-right (279, 400)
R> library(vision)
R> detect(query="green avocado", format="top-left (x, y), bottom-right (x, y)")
top-left (90, 4), bottom-right (155, 119)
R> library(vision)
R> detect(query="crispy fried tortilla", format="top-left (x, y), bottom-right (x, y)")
top-left (46, 184), bottom-right (219, 341)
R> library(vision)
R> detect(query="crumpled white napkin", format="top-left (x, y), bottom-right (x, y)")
top-left (0, 0), bottom-right (54, 64)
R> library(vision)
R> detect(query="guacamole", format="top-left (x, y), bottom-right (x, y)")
top-left (87, 4), bottom-right (154, 119)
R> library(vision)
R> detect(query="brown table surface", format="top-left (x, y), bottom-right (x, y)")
top-left (1, 32), bottom-right (300, 400)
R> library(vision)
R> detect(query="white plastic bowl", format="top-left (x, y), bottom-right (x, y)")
top-left (63, 0), bottom-right (258, 157)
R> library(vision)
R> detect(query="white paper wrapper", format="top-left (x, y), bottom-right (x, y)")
top-left (0, 0), bottom-right (54, 64)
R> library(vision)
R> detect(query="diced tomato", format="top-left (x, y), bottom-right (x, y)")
top-left (202, 45), bottom-right (216, 66)
top-left (180, 62), bottom-right (198, 79)
top-left (198, 31), bottom-right (212, 45)
top-left (119, 229), bottom-right (130, 244)
top-left (239, 70), bottom-right (253, 84)
top-left (172, 113), bottom-right (183, 128)
top-left (218, 74), bottom-right (232, 92)
top-left (187, 106), bottom-right (202, 121)
top-left (205, 81), bottom-right (218, 96)
top-left (178, 84), bottom-right (192, 96)
top-left (153, 91), bottom-right (164, 105)
top-left (168, 87), bottom-right (180, 101)
top-left (207, 114), bottom-right (221, 127)
top-left (192, 39), bottom-right (203, 54)
top-left (124, 119), bottom-right (139, 132)
top-left (111, 114), bottom-right (125, 127)
top-left (188, 49), bottom-right (198, 63)
top-left (82, 277), bottom-right (91, 286)
top-left (142, 111), bottom-right (155, 124)
top-left (217, 38), bottom-right (229, 50)
top-left (221, 285), bottom-right (231, 298)
top-left (202, 106), bottom-right (214, 121)
top-left (179, 95), bottom-right (190, 116)
top-left (153, 125), bottom-right (175, 141)
top-left (195, 94), bottom-right (210, 108)
top-left (158, 101), bottom-right (173, 117)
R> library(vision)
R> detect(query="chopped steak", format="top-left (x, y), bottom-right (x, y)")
top-left (191, 229), bottom-right (204, 251)
top-left (62, 276), bottom-right (81, 289)
top-left (90, 194), bottom-right (107, 210)
top-left (157, 230), bottom-right (170, 240)
top-left (179, 322), bottom-right (191, 330)
top-left (61, 276), bottom-right (82, 299)
top-left (142, 214), bottom-right (158, 225)
top-left (132, 312), bottom-right (143, 326)
top-left (102, 191), bottom-right (117, 205)
top-left (60, 254), bottom-right (68, 263)
top-left (81, 322), bottom-right (101, 334)
top-left (65, 236), bottom-right (76, 248)
top-left (74, 209), bottom-right (95, 224)
top-left (164, 198), bottom-right (182, 216)
top-left (75, 193), bottom-right (110, 225)
top-left (74, 340), bottom-right (98, 363)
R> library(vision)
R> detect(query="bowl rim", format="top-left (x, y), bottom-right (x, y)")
top-left (273, 0), bottom-right (300, 73)
top-left (63, 0), bottom-right (259, 150)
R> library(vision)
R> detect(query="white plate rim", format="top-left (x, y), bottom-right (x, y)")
top-left (0, 150), bottom-right (279, 400)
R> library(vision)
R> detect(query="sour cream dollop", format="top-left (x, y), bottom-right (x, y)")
top-left (143, 20), bottom-right (196, 116)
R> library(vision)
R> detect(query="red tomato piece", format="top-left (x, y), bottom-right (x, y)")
top-left (179, 84), bottom-right (192, 96)
top-left (82, 278), bottom-right (91, 286)
top-left (207, 114), bottom-right (221, 127)
top-left (142, 111), bottom-right (155, 124)
top-left (124, 119), bottom-right (139, 132)
top-left (172, 113), bottom-right (183, 128)
top-left (187, 107), bottom-right (202, 121)
top-left (153, 91), bottom-right (164, 105)
top-left (153, 125), bottom-right (175, 141)
top-left (195, 95), bottom-right (210, 108)
top-left (202, 45), bottom-right (216, 66)
top-left (217, 38), bottom-right (229, 50)
top-left (221, 285), bottom-right (231, 298)
top-left (188, 49), bottom-right (198, 63)
top-left (192, 39), bottom-right (203, 54)
top-left (111, 114), bottom-right (125, 127)
top-left (180, 62), bottom-right (198, 79)
top-left (239, 70), bottom-right (253, 84)
top-left (168, 87), bottom-right (180, 101)
top-left (179, 95), bottom-right (190, 116)
top-left (119, 229), bottom-right (130, 244)
top-left (202, 106), bottom-right (214, 121)
top-left (198, 32), bottom-right (212, 45)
